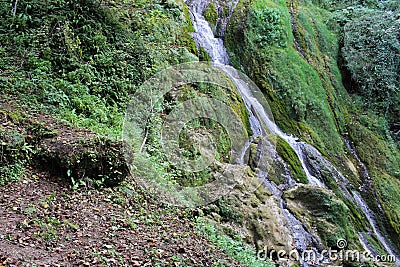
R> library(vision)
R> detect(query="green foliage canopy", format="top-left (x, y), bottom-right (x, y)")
top-left (342, 10), bottom-right (400, 117)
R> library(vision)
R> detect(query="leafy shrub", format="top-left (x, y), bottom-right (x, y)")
top-left (0, 0), bottom-right (196, 138)
top-left (196, 218), bottom-right (273, 266)
top-left (0, 125), bottom-right (28, 185)
top-left (342, 11), bottom-right (400, 118)
top-left (310, 0), bottom-right (378, 10)
top-left (246, 7), bottom-right (287, 48)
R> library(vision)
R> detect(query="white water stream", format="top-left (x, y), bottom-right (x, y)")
top-left (186, 0), bottom-right (399, 264)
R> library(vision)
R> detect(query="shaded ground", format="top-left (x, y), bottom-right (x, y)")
top-left (0, 100), bottom-right (245, 266)
top-left (0, 171), bottom-right (243, 266)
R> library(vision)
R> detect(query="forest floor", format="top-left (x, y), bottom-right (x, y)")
top-left (0, 171), bottom-right (243, 266)
top-left (0, 100), bottom-right (244, 267)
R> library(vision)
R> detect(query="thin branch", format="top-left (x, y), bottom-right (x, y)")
top-left (139, 128), bottom-right (148, 153)
top-left (140, 90), bottom-right (153, 153)
top-left (11, 0), bottom-right (18, 17)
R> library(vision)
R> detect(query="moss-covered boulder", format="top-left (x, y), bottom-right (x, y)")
top-left (204, 2), bottom-right (218, 30)
top-left (0, 104), bottom-right (128, 187)
top-left (202, 171), bottom-right (299, 266)
top-left (275, 135), bottom-right (307, 184)
top-left (37, 133), bottom-right (127, 186)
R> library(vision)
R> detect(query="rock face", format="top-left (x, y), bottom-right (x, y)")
top-left (207, 174), bottom-right (296, 265)
top-left (187, 0), bottom-right (400, 264)
top-left (299, 143), bottom-right (347, 186)
top-left (284, 184), bottom-right (358, 250)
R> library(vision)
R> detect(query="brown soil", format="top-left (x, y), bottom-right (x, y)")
top-left (0, 100), bottom-right (245, 266)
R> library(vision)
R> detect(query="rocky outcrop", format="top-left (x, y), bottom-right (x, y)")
top-left (0, 104), bottom-right (127, 186)
top-left (284, 184), bottom-right (359, 250)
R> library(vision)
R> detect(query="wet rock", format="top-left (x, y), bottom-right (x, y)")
top-left (284, 184), bottom-right (359, 250)
top-left (208, 173), bottom-right (295, 263)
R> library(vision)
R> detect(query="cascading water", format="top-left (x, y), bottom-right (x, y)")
top-left (187, 0), bottom-right (326, 262)
top-left (352, 191), bottom-right (399, 260)
top-left (223, 67), bottom-right (325, 188)
top-left (343, 137), bottom-right (374, 191)
top-left (186, 0), bottom-right (399, 264)
top-left (187, 0), bottom-right (230, 64)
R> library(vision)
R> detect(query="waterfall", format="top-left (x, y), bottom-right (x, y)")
top-left (352, 191), bottom-right (399, 260)
top-left (187, 0), bottom-right (230, 64)
top-left (186, 0), bottom-right (399, 264)
top-left (222, 67), bottom-right (325, 188)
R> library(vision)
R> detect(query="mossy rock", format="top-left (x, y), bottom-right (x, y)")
top-left (347, 121), bottom-right (400, 248)
top-left (274, 135), bottom-right (308, 184)
top-left (204, 3), bottom-right (218, 29)
top-left (179, 32), bottom-right (198, 55)
top-left (37, 133), bottom-right (127, 186)
top-left (248, 136), bottom-right (261, 171)
top-left (284, 184), bottom-right (359, 249)
top-left (180, 4), bottom-right (198, 55)
top-left (208, 179), bottom-right (295, 256)
top-left (199, 46), bottom-right (211, 61)
top-left (369, 172), bottom-right (400, 249)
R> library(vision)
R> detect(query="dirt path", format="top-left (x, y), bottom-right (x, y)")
top-left (0, 170), bottom-right (244, 266)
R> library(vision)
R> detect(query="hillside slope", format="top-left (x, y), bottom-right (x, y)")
top-left (0, 0), bottom-right (399, 266)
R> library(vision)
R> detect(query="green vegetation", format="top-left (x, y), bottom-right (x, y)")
top-left (274, 135), bottom-right (307, 184)
top-left (196, 218), bottom-right (273, 267)
top-left (204, 2), bottom-right (218, 29)
top-left (0, 0), bottom-right (210, 187)
top-left (0, 110), bottom-right (31, 185)
top-left (1, 0), bottom-right (399, 263)
top-left (0, 128), bottom-right (27, 185)
top-left (226, 0), bottom-right (346, 158)
top-left (246, 6), bottom-right (287, 47)
top-left (342, 10), bottom-right (399, 118)
top-left (284, 185), bottom-right (358, 249)
top-left (0, 0), bottom-right (196, 138)
top-left (225, 0), bottom-right (400, 251)
top-left (0, 0), bottom-right (255, 193)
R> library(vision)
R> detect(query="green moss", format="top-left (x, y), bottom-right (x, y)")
top-left (161, 78), bottom-right (252, 189)
top-left (284, 185), bottom-right (359, 249)
top-left (348, 122), bottom-right (399, 178)
top-left (361, 232), bottom-right (388, 257)
top-left (180, 32), bottom-right (198, 55)
top-left (199, 46), bottom-right (211, 61)
top-left (225, 0), bottom-right (357, 172)
top-left (8, 111), bottom-right (25, 124)
top-left (216, 198), bottom-right (244, 223)
top-left (179, 4), bottom-right (198, 55)
top-left (366, 173), bottom-right (400, 252)
top-left (204, 3), bottom-right (218, 29)
top-left (274, 135), bottom-right (308, 184)
top-left (183, 3), bottom-right (195, 32)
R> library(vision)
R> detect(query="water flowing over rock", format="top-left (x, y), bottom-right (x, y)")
top-left (186, 0), bottom-right (230, 64)
top-left (186, 0), bottom-right (400, 265)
